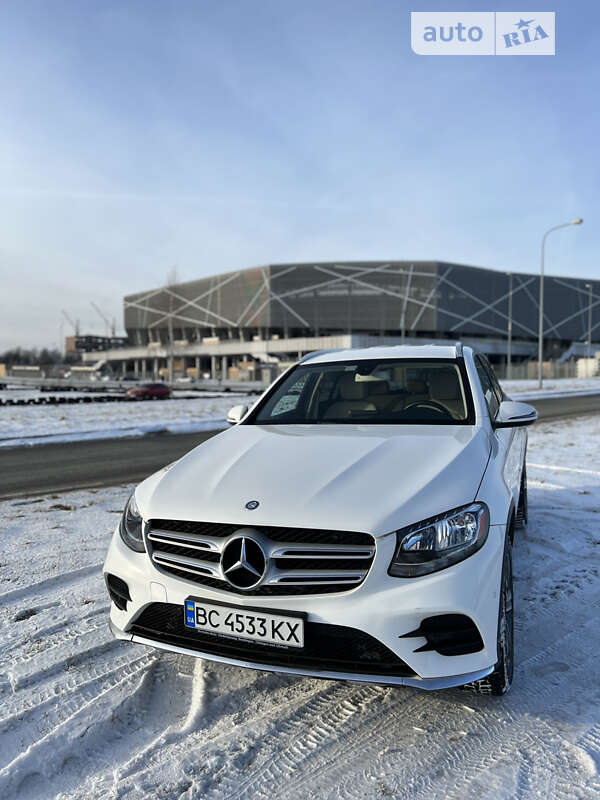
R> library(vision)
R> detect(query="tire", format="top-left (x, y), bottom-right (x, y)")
top-left (464, 534), bottom-right (514, 696)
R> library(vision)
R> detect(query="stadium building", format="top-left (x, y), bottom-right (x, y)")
top-left (84, 260), bottom-right (599, 381)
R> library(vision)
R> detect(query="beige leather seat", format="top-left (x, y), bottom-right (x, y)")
top-left (323, 373), bottom-right (377, 419)
top-left (428, 369), bottom-right (464, 419)
top-left (366, 379), bottom-right (392, 412)
top-left (391, 379), bottom-right (429, 412)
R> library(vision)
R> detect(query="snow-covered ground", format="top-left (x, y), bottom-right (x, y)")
top-left (501, 376), bottom-right (600, 397)
top-left (0, 393), bottom-right (251, 447)
top-left (0, 415), bottom-right (599, 799)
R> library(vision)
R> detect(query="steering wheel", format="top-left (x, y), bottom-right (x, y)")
top-left (403, 401), bottom-right (452, 418)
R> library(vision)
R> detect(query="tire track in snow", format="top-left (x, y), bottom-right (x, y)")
top-left (321, 616), bottom-right (600, 800)
top-left (0, 563), bottom-right (102, 606)
top-left (8, 629), bottom-right (122, 691)
top-left (513, 566), bottom-right (600, 663)
top-left (112, 668), bottom-right (339, 799)
top-left (219, 683), bottom-right (390, 800)
top-left (0, 656), bottom-right (191, 800)
top-left (576, 722), bottom-right (600, 770)
top-left (314, 691), bottom-right (495, 800)
top-left (397, 621), bottom-right (600, 800)
top-left (0, 649), bottom-right (156, 770)
top-left (186, 681), bottom-right (354, 800)
top-left (1, 606), bottom-right (108, 669)
top-left (192, 681), bottom-right (432, 800)
top-left (255, 688), bottom-right (433, 800)
top-left (107, 655), bottom-right (210, 796)
top-left (1, 642), bottom-right (148, 716)
top-left (115, 669), bottom-right (398, 800)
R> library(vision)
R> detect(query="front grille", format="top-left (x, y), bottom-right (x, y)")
top-left (146, 519), bottom-right (376, 596)
top-left (130, 602), bottom-right (415, 677)
top-left (150, 520), bottom-right (373, 545)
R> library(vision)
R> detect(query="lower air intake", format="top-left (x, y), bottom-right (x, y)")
top-left (400, 614), bottom-right (484, 656)
top-left (105, 574), bottom-right (131, 611)
top-left (130, 602), bottom-right (415, 678)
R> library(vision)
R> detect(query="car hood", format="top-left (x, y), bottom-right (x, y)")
top-left (138, 424), bottom-right (491, 538)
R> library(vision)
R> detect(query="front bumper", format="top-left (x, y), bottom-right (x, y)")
top-left (109, 618), bottom-right (493, 690)
top-left (104, 522), bottom-right (505, 687)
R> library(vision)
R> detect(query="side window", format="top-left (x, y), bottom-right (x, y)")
top-left (270, 373), bottom-right (308, 417)
top-left (475, 357), bottom-right (500, 418)
top-left (480, 356), bottom-right (504, 406)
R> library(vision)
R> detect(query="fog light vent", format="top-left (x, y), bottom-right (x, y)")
top-left (400, 614), bottom-right (484, 656)
top-left (105, 574), bottom-right (131, 611)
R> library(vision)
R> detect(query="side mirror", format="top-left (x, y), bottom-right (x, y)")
top-left (494, 400), bottom-right (537, 429)
top-left (227, 404), bottom-right (248, 425)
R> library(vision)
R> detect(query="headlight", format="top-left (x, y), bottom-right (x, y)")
top-left (388, 503), bottom-right (489, 578)
top-left (119, 493), bottom-right (145, 553)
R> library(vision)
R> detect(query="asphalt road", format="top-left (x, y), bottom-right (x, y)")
top-left (525, 390), bottom-right (600, 420)
top-left (0, 392), bottom-right (598, 500)
top-left (0, 431), bottom-right (220, 500)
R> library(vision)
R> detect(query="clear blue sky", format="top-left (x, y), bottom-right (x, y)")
top-left (0, 0), bottom-right (598, 349)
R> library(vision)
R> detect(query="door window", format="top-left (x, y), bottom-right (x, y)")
top-left (475, 356), bottom-right (500, 418)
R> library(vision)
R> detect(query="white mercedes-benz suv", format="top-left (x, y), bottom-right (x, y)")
top-left (104, 344), bottom-right (536, 695)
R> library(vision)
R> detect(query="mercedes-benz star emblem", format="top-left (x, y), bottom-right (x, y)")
top-left (245, 500), bottom-right (259, 510)
top-left (221, 536), bottom-right (266, 589)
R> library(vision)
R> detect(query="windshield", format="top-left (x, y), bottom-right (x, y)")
top-left (251, 359), bottom-right (473, 425)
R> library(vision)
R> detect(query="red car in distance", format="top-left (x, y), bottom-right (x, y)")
top-left (126, 382), bottom-right (171, 400)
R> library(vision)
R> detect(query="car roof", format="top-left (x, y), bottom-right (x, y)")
top-left (302, 344), bottom-right (461, 365)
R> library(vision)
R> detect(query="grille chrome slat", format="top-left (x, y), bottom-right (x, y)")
top-left (148, 529), bottom-right (222, 552)
top-left (267, 569), bottom-right (365, 586)
top-left (271, 546), bottom-right (374, 559)
top-left (146, 520), bottom-right (376, 596)
top-left (152, 552), bottom-right (223, 579)
top-left (148, 535), bottom-right (221, 555)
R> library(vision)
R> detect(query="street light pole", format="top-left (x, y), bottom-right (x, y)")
top-left (537, 218), bottom-right (583, 389)
top-left (585, 282), bottom-right (593, 363)
top-left (506, 272), bottom-right (513, 381)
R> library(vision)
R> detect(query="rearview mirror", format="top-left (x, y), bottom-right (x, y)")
top-left (227, 404), bottom-right (248, 425)
top-left (494, 400), bottom-right (537, 429)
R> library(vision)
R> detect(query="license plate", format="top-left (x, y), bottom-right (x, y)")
top-left (184, 599), bottom-right (304, 648)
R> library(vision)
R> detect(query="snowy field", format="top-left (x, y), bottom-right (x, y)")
top-left (1, 378), bottom-right (600, 448)
top-left (0, 393), bottom-right (250, 447)
top-left (0, 415), bottom-right (599, 799)
top-left (501, 376), bottom-right (600, 397)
